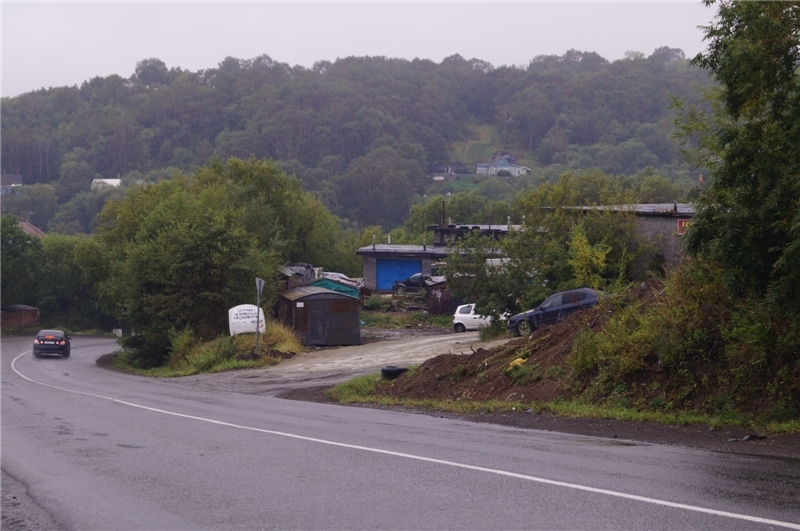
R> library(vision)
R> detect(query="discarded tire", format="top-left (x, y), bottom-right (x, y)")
top-left (381, 366), bottom-right (409, 380)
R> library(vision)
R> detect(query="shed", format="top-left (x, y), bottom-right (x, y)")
top-left (425, 277), bottom-right (463, 316)
top-left (1, 305), bottom-right (41, 328)
top-left (274, 286), bottom-right (360, 346)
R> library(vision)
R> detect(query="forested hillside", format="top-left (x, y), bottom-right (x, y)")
top-left (2, 48), bottom-right (711, 231)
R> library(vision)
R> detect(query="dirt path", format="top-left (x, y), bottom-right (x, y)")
top-left (161, 329), bottom-right (507, 397)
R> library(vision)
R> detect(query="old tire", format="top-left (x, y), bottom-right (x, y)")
top-left (395, 284), bottom-right (406, 294)
top-left (516, 320), bottom-right (532, 336)
top-left (381, 366), bottom-right (409, 380)
top-left (454, 323), bottom-right (466, 333)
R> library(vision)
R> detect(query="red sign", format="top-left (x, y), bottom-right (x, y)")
top-left (677, 219), bottom-right (693, 236)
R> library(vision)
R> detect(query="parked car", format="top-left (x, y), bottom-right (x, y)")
top-left (393, 272), bottom-right (431, 294)
top-left (507, 288), bottom-right (601, 336)
top-left (32, 329), bottom-right (71, 358)
top-left (452, 303), bottom-right (507, 332)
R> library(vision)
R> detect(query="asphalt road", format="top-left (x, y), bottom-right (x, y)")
top-left (2, 335), bottom-right (799, 530)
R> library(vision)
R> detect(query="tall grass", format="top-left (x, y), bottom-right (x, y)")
top-left (113, 320), bottom-right (303, 377)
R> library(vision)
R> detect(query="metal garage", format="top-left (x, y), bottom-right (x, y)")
top-left (274, 286), bottom-right (360, 346)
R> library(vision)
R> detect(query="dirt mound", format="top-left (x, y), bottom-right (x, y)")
top-left (374, 282), bottom-right (661, 404)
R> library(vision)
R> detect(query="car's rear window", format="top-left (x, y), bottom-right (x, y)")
top-left (37, 330), bottom-right (64, 338)
top-left (574, 292), bottom-right (588, 302)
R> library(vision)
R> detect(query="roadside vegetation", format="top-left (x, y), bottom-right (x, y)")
top-left (112, 320), bottom-right (303, 377)
top-left (331, 263), bottom-right (799, 433)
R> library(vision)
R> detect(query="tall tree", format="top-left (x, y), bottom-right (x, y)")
top-left (0, 215), bottom-right (42, 306)
top-left (679, 0), bottom-right (800, 310)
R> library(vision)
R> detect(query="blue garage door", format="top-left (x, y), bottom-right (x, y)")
top-left (376, 259), bottom-right (422, 291)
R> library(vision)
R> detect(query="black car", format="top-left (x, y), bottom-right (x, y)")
top-left (393, 272), bottom-right (431, 294)
top-left (33, 329), bottom-right (71, 358)
top-left (507, 288), bottom-right (601, 336)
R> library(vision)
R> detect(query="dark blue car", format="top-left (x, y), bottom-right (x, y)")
top-left (33, 329), bottom-right (71, 358)
top-left (507, 288), bottom-right (601, 336)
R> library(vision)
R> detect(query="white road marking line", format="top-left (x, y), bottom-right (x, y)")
top-left (12, 351), bottom-right (800, 530)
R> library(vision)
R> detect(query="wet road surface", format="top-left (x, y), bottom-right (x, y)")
top-left (3, 335), bottom-right (799, 530)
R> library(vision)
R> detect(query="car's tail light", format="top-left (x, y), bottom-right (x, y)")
top-left (34, 338), bottom-right (41, 344)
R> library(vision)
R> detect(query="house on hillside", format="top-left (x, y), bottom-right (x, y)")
top-left (1, 174), bottom-right (23, 195)
top-left (475, 154), bottom-right (530, 176)
top-left (91, 179), bottom-right (121, 190)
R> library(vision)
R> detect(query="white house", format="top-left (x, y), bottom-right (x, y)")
top-left (91, 179), bottom-right (122, 190)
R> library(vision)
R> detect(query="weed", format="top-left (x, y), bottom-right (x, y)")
top-left (114, 320), bottom-right (300, 377)
top-left (451, 364), bottom-right (469, 383)
top-left (506, 362), bottom-right (542, 386)
top-left (545, 365), bottom-right (566, 381)
top-left (328, 374), bottom-right (381, 402)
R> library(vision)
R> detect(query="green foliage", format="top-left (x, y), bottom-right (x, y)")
top-left (0, 215), bottom-right (42, 306)
top-left (506, 362), bottom-right (542, 386)
top-left (567, 259), bottom-right (800, 421)
top-left (328, 373), bottom-right (381, 402)
top-left (36, 234), bottom-right (113, 329)
top-left (95, 158), bottom-right (333, 367)
top-left (677, 1), bottom-right (800, 312)
top-left (1, 184), bottom-right (59, 229)
top-left (567, 224), bottom-right (610, 290)
top-left (2, 50), bottom-right (710, 231)
top-left (444, 170), bottom-right (642, 318)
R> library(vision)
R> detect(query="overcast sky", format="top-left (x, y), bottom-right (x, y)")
top-left (2, 2), bottom-right (714, 98)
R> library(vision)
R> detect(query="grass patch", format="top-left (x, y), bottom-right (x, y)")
top-left (326, 373), bottom-right (799, 433)
top-left (113, 320), bottom-right (303, 377)
top-left (327, 373), bottom-right (382, 402)
top-left (360, 309), bottom-right (451, 329)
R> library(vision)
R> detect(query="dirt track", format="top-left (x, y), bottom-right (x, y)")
top-left (160, 328), bottom-right (507, 397)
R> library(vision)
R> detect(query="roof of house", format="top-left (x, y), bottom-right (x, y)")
top-left (18, 221), bottom-right (45, 237)
top-left (1, 174), bottom-right (22, 186)
top-left (91, 179), bottom-right (121, 189)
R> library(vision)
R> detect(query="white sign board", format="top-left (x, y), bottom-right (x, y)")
top-left (228, 304), bottom-right (267, 336)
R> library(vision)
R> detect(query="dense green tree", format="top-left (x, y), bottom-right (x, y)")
top-left (56, 147), bottom-right (98, 202)
top-left (36, 234), bottom-right (113, 328)
top-left (91, 158), bottom-right (355, 365)
top-left (678, 1), bottom-right (800, 311)
top-left (2, 47), bottom-right (714, 231)
top-left (444, 171), bottom-right (642, 318)
top-left (1, 183), bottom-right (59, 229)
top-left (0, 215), bottom-right (42, 306)
top-left (337, 146), bottom-right (425, 228)
top-left (135, 58), bottom-right (170, 87)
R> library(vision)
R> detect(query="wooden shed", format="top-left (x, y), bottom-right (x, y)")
top-left (274, 286), bottom-right (360, 346)
top-left (425, 278), bottom-right (463, 316)
top-left (1, 305), bottom-right (41, 328)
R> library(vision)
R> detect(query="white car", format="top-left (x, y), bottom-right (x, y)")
top-left (452, 304), bottom-right (501, 333)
